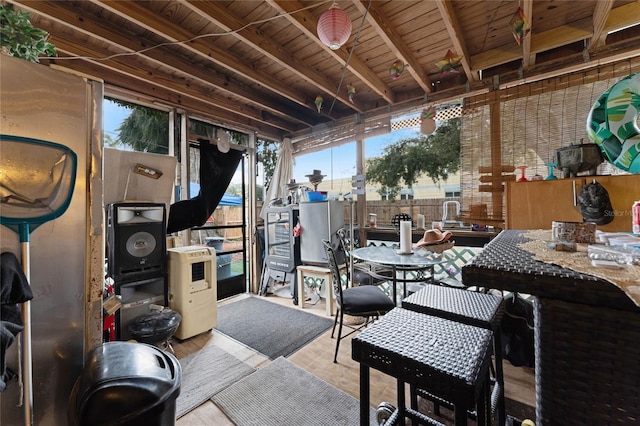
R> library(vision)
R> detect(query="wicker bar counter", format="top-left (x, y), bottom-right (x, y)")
top-left (462, 230), bottom-right (640, 425)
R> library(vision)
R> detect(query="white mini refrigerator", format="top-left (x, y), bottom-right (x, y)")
top-left (167, 246), bottom-right (218, 339)
top-left (299, 200), bottom-right (345, 265)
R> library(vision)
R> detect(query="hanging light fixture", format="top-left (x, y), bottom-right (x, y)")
top-left (317, 2), bottom-right (352, 50)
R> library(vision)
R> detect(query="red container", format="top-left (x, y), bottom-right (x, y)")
top-left (633, 201), bottom-right (640, 235)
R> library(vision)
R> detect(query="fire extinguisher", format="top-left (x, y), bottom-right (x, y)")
top-left (103, 280), bottom-right (116, 342)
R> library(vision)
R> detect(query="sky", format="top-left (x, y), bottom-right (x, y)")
top-left (103, 99), bottom-right (131, 142)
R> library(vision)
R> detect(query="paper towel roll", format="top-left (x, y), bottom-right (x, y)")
top-left (400, 220), bottom-right (412, 254)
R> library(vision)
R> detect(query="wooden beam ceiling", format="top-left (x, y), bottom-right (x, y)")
top-left (7, 0), bottom-right (640, 141)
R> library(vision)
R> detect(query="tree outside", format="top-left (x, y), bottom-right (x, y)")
top-left (256, 137), bottom-right (279, 196)
top-left (0, 4), bottom-right (56, 63)
top-left (106, 98), bottom-right (169, 154)
top-left (366, 118), bottom-right (460, 200)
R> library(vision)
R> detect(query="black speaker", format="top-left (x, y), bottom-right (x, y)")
top-left (107, 202), bottom-right (167, 282)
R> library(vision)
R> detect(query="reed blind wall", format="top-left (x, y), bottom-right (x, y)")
top-left (460, 58), bottom-right (640, 225)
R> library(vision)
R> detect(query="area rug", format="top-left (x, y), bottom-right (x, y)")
top-left (212, 357), bottom-right (377, 426)
top-left (176, 344), bottom-right (255, 418)
top-left (215, 296), bottom-right (333, 359)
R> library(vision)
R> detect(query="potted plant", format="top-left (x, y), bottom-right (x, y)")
top-left (0, 4), bottom-right (56, 63)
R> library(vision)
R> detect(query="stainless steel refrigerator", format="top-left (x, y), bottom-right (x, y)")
top-left (299, 200), bottom-right (344, 265)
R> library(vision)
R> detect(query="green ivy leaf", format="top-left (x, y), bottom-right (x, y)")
top-left (0, 4), bottom-right (56, 63)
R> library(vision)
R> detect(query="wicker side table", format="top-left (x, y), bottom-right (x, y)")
top-left (352, 308), bottom-right (494, 426)
top-left (402, 285), bottom-right (506, 425)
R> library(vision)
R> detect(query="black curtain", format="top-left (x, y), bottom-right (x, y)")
top-left (167, 140), bottom-right (243, 234)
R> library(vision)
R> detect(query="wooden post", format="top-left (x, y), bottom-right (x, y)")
top-left (489, 101), bottom-right (503, 220)
top-left (356, 136), bottom-right (366, 240)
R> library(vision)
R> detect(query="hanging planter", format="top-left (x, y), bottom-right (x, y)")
top-left (420, 105), bottom-right (436, 135)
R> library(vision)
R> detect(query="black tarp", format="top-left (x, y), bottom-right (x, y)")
top-left (167, 140), bottom-right (243, 233)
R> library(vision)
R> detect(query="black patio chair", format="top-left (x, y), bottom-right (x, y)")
top-left (391, 212), bottom-right (412, 235)
top-left (321, 240), bottom-right (395, 363)
top-left (336, 227), bottom-right (392, 286)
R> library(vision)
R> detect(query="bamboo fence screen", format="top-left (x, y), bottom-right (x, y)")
top-left (460, 58), bottom-right (640, 226)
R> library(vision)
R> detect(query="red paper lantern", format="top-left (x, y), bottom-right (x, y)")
top-left (317, 3), bottom-right (352, 50)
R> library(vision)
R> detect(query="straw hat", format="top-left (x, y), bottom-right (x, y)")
top-left (416, 229), bottom-right (452, 247)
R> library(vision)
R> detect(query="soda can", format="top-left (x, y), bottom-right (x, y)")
top-left (633, 201), bottom-right (640, 234)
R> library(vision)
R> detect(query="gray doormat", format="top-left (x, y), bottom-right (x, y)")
top-left (176, 344), bottom-right (255, 418)
top-left (212, 357), bottom-right (377, 426)
top-left (215, 296), bottom-right (333, 359)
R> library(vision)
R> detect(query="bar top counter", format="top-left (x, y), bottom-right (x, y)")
top-left (462, 229), bottom-right (638, 311)
top-left (462, 230), bottom-right (640, 425)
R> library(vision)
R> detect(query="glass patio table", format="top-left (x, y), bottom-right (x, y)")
top-left (351, 246), bottom-right (445, 305)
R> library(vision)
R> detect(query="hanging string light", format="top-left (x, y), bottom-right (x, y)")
top-left (317, 2), bottom-right (352, 50)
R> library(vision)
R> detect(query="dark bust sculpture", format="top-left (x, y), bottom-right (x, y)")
top-left (554, 139), bottom-right (604, 178)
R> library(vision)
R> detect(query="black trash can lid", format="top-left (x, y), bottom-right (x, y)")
top-left (68, 341), bottom-right (181, 425)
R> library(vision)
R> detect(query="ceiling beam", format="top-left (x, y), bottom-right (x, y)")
top-left (605, 1), bottom-right (640, 35)
top-left (590, 0), bottom-right (613, 49)
top-left (293, 51), bottom-right (640, 149)
top-left (520, 0), bottom-right (534, 68)
top-left (12, 0), bottom-right (319, 129)
top-left (46, 56), bottom-right (291, 139)
top-left (267, 0), bottom-right (395, 104)
top-left (472, 15), bottom-right (592, 71)
top-left (181, 0), bottom-right (361, 114)
top-left (47, 37), bottom-right (299, 133)
top-left (92, 0), bottom-right (332, 118)
top-left (354, 0), bottom-right (433, 94)
top-left (498, 37), bottom-right (640, 90)
top-left (472, 2), bottom-right (640, 73)
top-left (434, 0), bottom-right (477, 82)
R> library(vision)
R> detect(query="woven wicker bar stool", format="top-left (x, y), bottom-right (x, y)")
top-left (402, 285), bottom-right (506, 426)
top-left (352, 307), bottom-right (494, 426)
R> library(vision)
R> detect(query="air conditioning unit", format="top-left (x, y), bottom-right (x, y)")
top-left (167, 246), bottom-right (217, 340)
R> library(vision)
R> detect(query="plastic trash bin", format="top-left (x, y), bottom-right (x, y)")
top-left (216, 253), bottom-right (233, 279)
top-left (68, 341), bottom-right (181, 426)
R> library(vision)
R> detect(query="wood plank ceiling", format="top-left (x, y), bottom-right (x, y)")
top-left (9, 0), bottom-right (640, 141)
